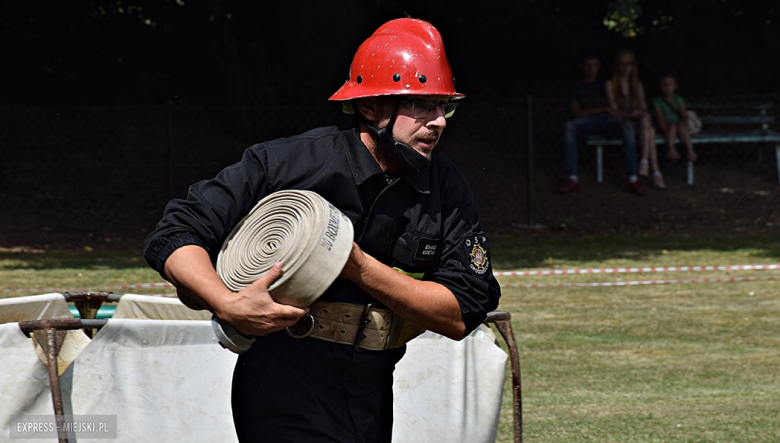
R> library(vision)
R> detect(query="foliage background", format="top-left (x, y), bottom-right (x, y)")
top-left (3, 0), bottom-right (779, 107)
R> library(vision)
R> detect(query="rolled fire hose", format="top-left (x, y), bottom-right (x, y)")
top-left (211, 190), bottom-right (354, 353)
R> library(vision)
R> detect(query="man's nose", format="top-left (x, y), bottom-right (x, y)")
top-left (427, 107), bottom-right (447, 129)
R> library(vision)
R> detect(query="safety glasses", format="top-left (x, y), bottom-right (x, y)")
top-left (401, 99), bottom-right (458, 119)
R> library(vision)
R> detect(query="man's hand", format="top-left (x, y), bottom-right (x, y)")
top-left (215, 262), bottom-right (309, 337)
top-left (164, 246), bottom-right (308, 337)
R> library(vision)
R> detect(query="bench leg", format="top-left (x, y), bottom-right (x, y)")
top-left (687, 161), bottom-right (694, 185)
top-left (776, 144), bottom-right (780, 183)
top-left (597, 145), bottom-right (603, 183)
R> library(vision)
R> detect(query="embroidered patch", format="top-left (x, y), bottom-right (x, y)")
top-left (464, 233), bottom-right (491, 276)
top-left (414, 238), bottom-right (439, 261)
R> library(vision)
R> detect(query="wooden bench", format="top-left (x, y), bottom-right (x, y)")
top-left (585, 102), bottom-right (780, 184)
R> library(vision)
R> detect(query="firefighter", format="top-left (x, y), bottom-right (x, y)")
top-left (144, 18), bottom-right (500, 442)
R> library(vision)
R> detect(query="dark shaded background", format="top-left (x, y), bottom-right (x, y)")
top-left (1, 0), bottom-right (779, 251)
top-left (3, 0), bottom-right (779, 106)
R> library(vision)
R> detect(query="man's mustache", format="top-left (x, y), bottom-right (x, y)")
top-left (416, 130), bottom-right (440, 141)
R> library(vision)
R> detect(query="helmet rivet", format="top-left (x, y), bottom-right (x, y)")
top-left (356, 75), bottom-right (363, 84)
top-left (405, 84), bottom-right (411, 89)
top-left (393, 73), bottom-right (401, 82)
top-left (418, 75), bottom-right (427, 83)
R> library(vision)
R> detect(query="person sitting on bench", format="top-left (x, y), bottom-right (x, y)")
top-left (606, 49), bottom-right (665, 190)
top-left (561, 51), bottom-right (644, 195)
top-left (653, 73), bottom-right (697, 163)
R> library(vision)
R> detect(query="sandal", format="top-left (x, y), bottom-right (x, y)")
top-left (667, 150), bottom-right (681, 161)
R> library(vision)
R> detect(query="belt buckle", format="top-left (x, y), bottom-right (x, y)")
top-left (353, 303), bottom-right (373, 352)
top-left (285, 313), bottom-right (316, 339)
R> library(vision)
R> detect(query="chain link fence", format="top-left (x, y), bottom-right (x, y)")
top-left (0, 94), bottom-right (778, 241)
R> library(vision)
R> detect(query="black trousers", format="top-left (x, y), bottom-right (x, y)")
top-left (232, 331), bottom-right (406, 443)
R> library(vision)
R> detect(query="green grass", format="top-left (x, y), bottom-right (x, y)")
top-left (0, 248), bottom-right (170, 297)
top-left (490, 231), bottom-right (780, 269)
top-left (2, 232), bottom-right (780, 442)
top-left (489, 232), bottom-right (780, 442)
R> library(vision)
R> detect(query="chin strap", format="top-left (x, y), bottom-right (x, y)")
top-left (357, 101), bottom-right (431, 172)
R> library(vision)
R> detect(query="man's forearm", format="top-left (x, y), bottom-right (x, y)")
top-left (167, 243), bottom-right (466, 338)
top-left (163, 245), bottom-right (234, 314)
top-left (342, 248), bottom-right (466, 340)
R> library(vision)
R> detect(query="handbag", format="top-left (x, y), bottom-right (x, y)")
top-left (686, 110), bottom-right (702, 135)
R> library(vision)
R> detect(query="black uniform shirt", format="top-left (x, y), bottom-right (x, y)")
top-left (568, 79), bottom-right (609, 113)
top-left (144, 126), bottom-right (501, 335)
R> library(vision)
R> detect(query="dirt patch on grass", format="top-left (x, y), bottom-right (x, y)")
top-left (483, 165), bottom-right (780, 238)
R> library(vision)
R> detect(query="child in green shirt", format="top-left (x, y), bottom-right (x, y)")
top-left (653, 74), bottom-right (697, 162)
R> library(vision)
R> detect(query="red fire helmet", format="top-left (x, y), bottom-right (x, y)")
top-left (329, 18), bottom-right (464, 101)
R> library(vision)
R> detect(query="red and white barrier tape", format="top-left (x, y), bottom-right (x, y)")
top-left (2, 264), bottom-right (778, 294)
top-left (500, 275), bottom-right (778, 288)
top-left (493, 264), bottom-right (780, 277)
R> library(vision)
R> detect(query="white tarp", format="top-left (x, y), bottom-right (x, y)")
top-left (0, 319), bottom-right (237, 443)
top-left (393, 325), bottom-right (508, 443)
top-left (1, 294), bottom-right (508, 442)
top-left (113, 293), bottom-right (211, 320)
top-left (0, 322), bottom-right (54, 436)
top-left (0, 293), bottom-right (71, 323)
top-left (63, 319), bottom-right (238, 442)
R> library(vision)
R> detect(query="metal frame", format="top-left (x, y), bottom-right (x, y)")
top-left (18, 318), bottom-right (108, 443)
top-left (16, 292), bottom-right (118, 442)
top-left (484, 310), bottom-right (523, 443)
top-left (61, 292), bottom-right (121, 337)
top-left (18, 294), bottom-right (522, 443)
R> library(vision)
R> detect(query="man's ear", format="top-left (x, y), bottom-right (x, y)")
top-left (355, 97), bottom-right (380, 124)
